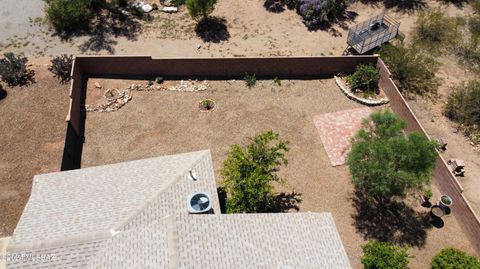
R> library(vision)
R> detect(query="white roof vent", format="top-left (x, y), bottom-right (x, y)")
top-left (187, 192), bottom-right (212, 214)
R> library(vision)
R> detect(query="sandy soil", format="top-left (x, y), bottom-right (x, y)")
top-left (0, 64), bottom-right (70, 237)
top-left (82, 78), bottom-right (477, 268)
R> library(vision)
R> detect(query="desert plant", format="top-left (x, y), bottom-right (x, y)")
top-left (413, 9), bottom-right (461, 53)
top-left (273, 76), bottom-right (282, 86)
top-left (297, 0), bottom-right (347, 28)
top-left (444, 80), bottom-right (480, 143)
top-left (200, 98), bottom-right (215, 110)
top-left (431, 248), bottom-right (480, 269)
top-left (472, 0), bottom-right (480, 13)
top-left (186, 0), bottom-right (217, 20)
top-left (361, 240), bottom-right (410, 269)
top-left (49, 54), bottom-right (73, 83)
top-left (46, 0), bottom-right (93, 33)
top-left (423, 188), bottom-right (433, 200)
top-left (155, 76), bottom-right (164, 84)
top-left (0, 53), bottom-right (34, 86)
top-left (469, 15), bottom-right (480, 48)
top-left (348, 110), bottom-right (438, 204)
top-left (346, 64), bottom-right (380, 95)
top-left (244, 73), bottom-right (257, 88)
top-left (172, 0), bottom-right (187, 6)
top-left (379, 43), bottom-right (440, 97)
top-left (221, 130), bottom-right (290, 213)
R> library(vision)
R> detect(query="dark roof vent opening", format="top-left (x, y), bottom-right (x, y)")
top-left (188, 169), bottom-right (197, 181)
top-left (187, 192), bottom-right (212, 214)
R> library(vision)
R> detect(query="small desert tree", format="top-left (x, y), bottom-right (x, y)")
top-left (221, 130), bottom-right (289, 213)
top-left (0, 53), bottom-right (34, 86)
top-left (347, 110), bottom-right (438, 204)
top-left (379, 43), bottom-right (440, 98)
top-left (413, 9), bottom-right (461, 53)
top-left (46, 0), bottom-right (93, 33)
top-left (361, 240), bottom-right (410, 269)
top-left (186, 0), bottom-right (217, 20)
top-left (444, 80), bottom-right (480, 144)
top-left (431, 248), bottom-right (480, 269)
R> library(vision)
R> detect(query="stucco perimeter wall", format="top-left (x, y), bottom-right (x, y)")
top-left (75, 55), bottom-right (378, 79)
top-left (61, 56), bottom-right (378, 170)
top-left (378, 59), bottom-right (480, 253)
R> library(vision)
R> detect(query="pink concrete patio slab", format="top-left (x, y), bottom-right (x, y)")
top-left (313, 107), bottom-right (372, 166)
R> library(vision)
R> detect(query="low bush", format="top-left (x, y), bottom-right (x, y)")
top-left (0, 53), bottom-right (34, 86)
top-left (46, 0), bottom-right (93, 33)
top-left (346, 64), bottom-right (380, 95)
top-left (297, 0), bottom-right (347, 29)
top-left (379, 43), bottom-right (440, 98)
top-left (431, 248), bottom-right (480, 269)
top-left (361, 240), bottom-right (410, 269)
top-left (244, 73), bottom-right (257, 88)
top-left (49, 54), bottom-right (73, 83)
top-left (412, 9), bottom-right (461, 53)
top-left (444, 80), bottom-right (480, 143)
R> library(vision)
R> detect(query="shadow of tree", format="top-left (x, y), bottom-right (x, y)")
top-left (268, 191), bottom-right (303, 212)
top-left (195, 16), bottom-right (230, 43)
top-left (264, 0), bottom-right (286, 13)
top-left (304, 10), bottom-right (358, 37)
top-left (78, 9), bottom-right (142, 54)
top-left (0, 88), bottom-right (7, 100)
top-left (359, 0), bottom-right (427, 13)
top-left (437, 0), bottom-right (469, 7)
top-left (352, 191), bottom-right (432, 247)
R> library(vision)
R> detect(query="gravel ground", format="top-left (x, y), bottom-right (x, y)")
top-left (82, 78), bottom-right (478, 268)
top-left (0, 64), bottom-right (70, 237)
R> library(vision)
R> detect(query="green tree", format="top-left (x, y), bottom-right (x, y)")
top-left (347, 110), bottom-right (438, 203)
top-left (361, 240), bottom-right (410, 269)
top-left (186, 0), bottom-right (217, 20)
top-left (47, 0), bottom-right (93, 33)
top-left (431, 248), bottom-right (480, 269)
top-left (379, 43), bottom-right (440, 97)
top-left (346, 64), bottom-right (380, 95)
top-left (221, 130), bottom-right (289, 213)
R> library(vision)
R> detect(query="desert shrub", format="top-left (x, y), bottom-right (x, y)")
top-left (379, 43), bottom-right (440, 97)
top-left (346, 64), bottom-right (380, 95)
top-left (0, 53), bottom-right (34, 86)
top-left (431, 248), bottom-right (480, 269)
top-left (297, 0), bottom-right (347, 28)
top-left (471, 0), bottom-right (480, 13)
top-left (49, 54), bottom-right (73, 83)
top-left (273, 77), bottom-right (282, 86)
top-left (469, 15), bottom-right (480, 47)
top-left (221, 130), bottom-right (290, 213)
top-left (244, 73), bottom-right (257, 87)
top-left (444, 80), bottom-right (480, 143)
top-left (186, 0), bottom-right (217, 19)
top-left (413, 9), bottom-right (461, 53)
top-left (361, 241), bottom-right (410, 269)
top-left (111, 0), bottom-right (128, 7)
top-left (46, 0), bottom-right (93, 33)
top-left (348, 110), bottom-right (438, 203)
top-left (172, 0), bottom-right (187, 5)
top-left (200, 99), bottom-right (215, 110)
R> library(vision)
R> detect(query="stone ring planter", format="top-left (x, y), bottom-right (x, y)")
top-left (199, 99), bottom-right (216, 112)
top-left (334, 76), bottom-right (389, 106)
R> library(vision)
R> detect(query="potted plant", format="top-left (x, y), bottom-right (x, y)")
top-left (439, 195), bottom-right (453, 212)
top-left (421, 188), bottom-right (433, 207)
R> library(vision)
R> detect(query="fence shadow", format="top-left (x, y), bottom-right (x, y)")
top-left (351, 191), bottom-right (432, 247)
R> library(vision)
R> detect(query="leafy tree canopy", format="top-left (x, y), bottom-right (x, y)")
top-left (186, 0), bottom-right (217, 19)
top-left (347, 110), bottom-right (438, 203)
top-left (221, 130), bottom-right (289, 213)
top-left (431, 248), bottom-right (480, 269)
top-left (361, 240), bottom-right (410, 269)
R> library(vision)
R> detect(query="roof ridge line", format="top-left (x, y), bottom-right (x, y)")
top-left (109, 151), bottom-right (210, 232)
top-left (7, 230), bottom-right (111, 253)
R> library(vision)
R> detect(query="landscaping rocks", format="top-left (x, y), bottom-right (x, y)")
top-left (334, 76), bottom-right (389, 106)
top-left (162, 7), bottom-right (178, 13)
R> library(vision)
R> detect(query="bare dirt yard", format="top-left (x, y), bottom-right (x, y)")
top-left (0, 63), bottom-right (70, 237)
top-left (81, 77), bottom-right (477, 268)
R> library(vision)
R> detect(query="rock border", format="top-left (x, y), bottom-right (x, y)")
top-left (334, 76), bottom-right (389, 106)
